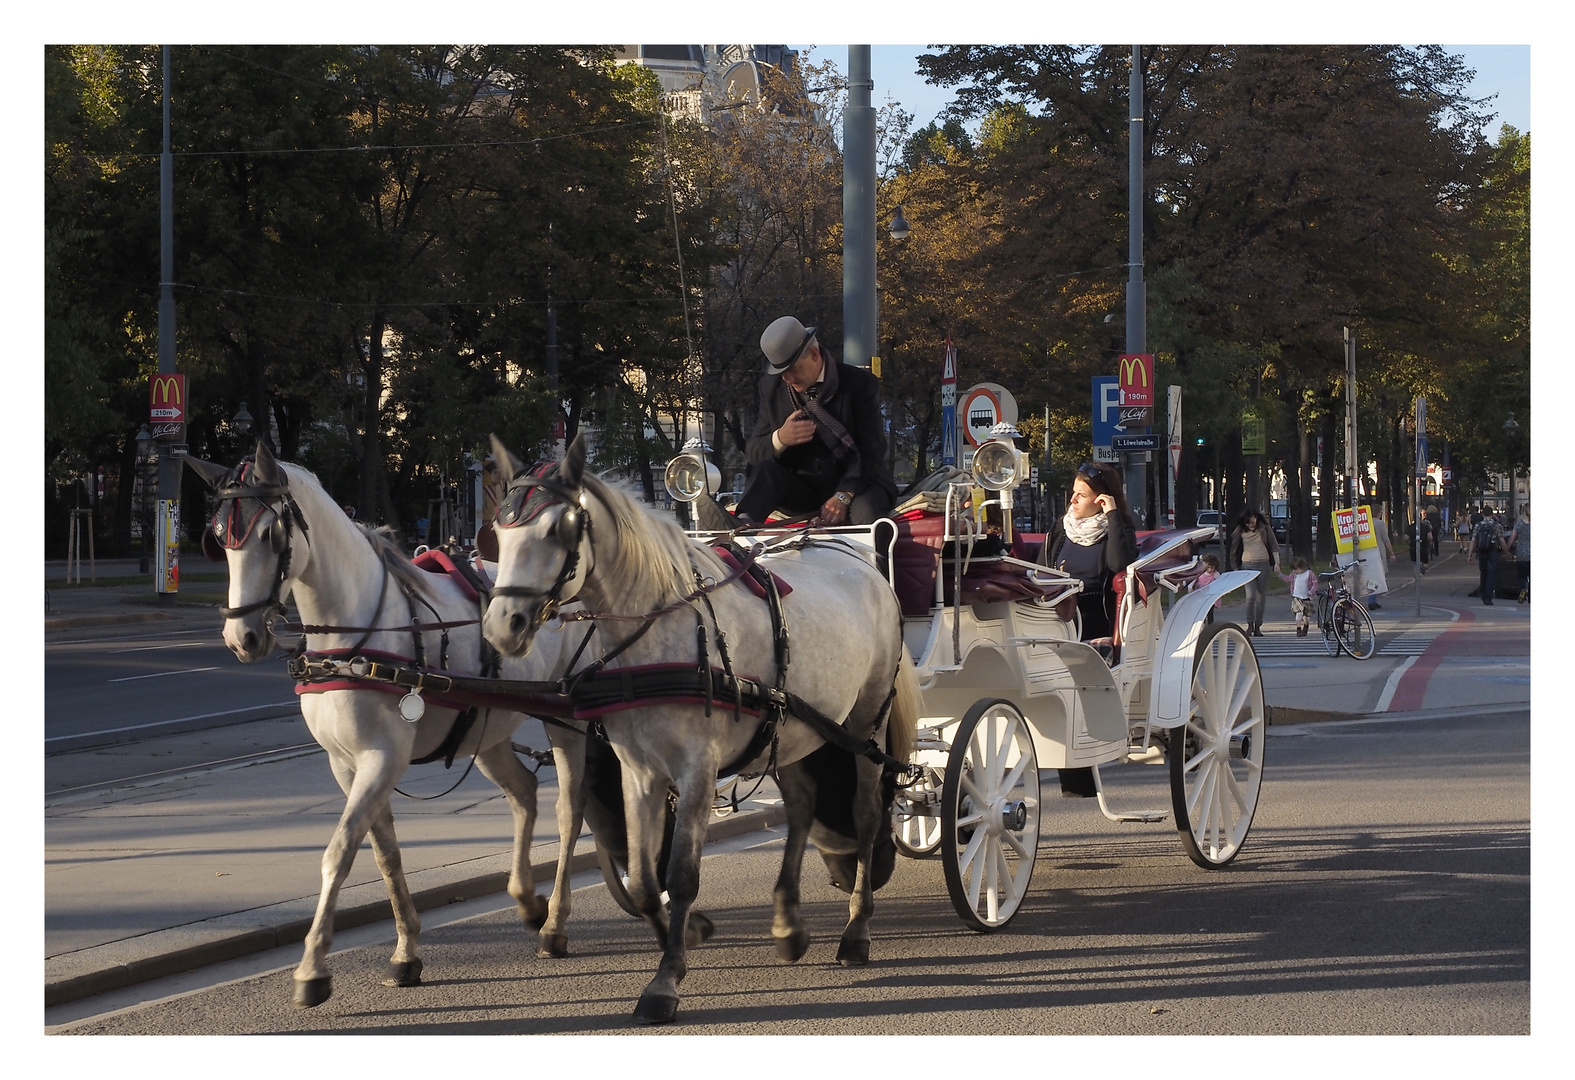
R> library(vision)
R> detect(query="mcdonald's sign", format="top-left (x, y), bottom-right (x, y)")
top-left (149, 374), bottom-right (186, 424)
top-left (1118, 354), bottom-right (1154, 409)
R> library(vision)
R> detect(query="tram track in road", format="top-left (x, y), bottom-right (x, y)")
top-left (45, 739), bottom-right (325, 807)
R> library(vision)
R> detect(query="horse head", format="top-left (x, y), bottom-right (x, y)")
top-left (483, 432), bottom-right (592, 657)
top-left (185, 440), bottom-right (309, 662)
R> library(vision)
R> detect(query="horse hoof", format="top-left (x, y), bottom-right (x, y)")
top-left (836, 938), bottom-right (870, 967)
top-left (536, 932), bottom-right (570, 959)
top-left (775, 929), bottom-right (810, 963)
top-left (293, 976), bottom-right (332, 1008)
top-left (382, 958), bottom-right (423, 987)
top-left (519, 897), bottom-right (549, 931)
top-left (633, 990), bottom-right (680, 1025)
top-left (686, 912), bottom-right (716, 946)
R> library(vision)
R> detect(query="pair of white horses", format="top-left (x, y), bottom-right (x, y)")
top-left (191, 434), bottom-right (917, 1023)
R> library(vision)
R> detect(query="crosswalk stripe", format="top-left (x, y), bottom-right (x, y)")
top-left (1242, 622), bottom-right (1449, 657)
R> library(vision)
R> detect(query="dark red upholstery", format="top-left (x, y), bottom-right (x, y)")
top-left (411, 548), bottom-right (490, 602)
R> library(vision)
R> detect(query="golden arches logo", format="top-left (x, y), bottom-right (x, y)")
top-left (150, 376), bottom-right (183, 405)
top-left (1118, 356), bottom-right (1149, 387)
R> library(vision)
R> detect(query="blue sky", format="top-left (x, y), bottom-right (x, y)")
top-left (791, 45), bottom-right (1530, 140)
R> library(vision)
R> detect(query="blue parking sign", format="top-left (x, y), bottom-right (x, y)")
top-left (1092, 376), bottom-right (1121, 450)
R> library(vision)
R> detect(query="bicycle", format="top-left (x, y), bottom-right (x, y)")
top-left (1315, 569), bottom-right (1376, 659)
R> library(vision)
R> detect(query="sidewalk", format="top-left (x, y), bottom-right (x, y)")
top-left (43, 547), bottom-right (1529, 1011)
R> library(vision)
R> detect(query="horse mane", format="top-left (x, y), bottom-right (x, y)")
top-left (579, 471), bottom-right (727, 609)
top-left (278, 461), bottom-right (440, 604)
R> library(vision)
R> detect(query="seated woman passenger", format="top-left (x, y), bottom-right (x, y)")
top-left (1036, 461), bottom-right (1139, 798)
top-left (1037, 461), bottom-right (1139, 642)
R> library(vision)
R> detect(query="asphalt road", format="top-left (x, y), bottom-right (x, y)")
top-left (45, 620), bottom-right (296, 752)
top-left (51, 706), bottom-right (1529, 1037)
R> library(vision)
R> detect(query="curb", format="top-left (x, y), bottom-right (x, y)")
top-left (43, 802), bottom-right (787, 1009)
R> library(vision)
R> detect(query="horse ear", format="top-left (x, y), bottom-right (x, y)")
top-left (561, 431), bottom-right (586, 487)
top-left (182, 455), bottom-right (229, 490)
top-left (252, 440), bottom-right (281, 484)
top-left (489, 433), bottom-right (525, 479)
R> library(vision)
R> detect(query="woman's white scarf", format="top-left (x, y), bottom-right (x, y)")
top-left (1062, 507), bottom-right (1109, 547)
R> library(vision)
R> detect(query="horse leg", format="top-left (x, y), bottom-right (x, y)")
top-left (473, 739), bottom-right (550, 937)
top-left (619, 766), bottom-right (672, 948)
top-left (293, 751), bottom-right (397, 1007)
top-left (366, 808), bottom-right (424, 987)
top-left (770, 760), bottom-right (818, 963)
top-left (539, 726), bottom-right (589, 958)
top-left (835, 753), bottom-right (884, 967)
top-left (633, 762), bottom-right (713, 1024)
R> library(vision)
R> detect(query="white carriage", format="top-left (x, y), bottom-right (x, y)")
top-left (665, 437), bottom-right (1267, 933)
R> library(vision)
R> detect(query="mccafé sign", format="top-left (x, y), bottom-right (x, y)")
top-left (150, 374), bottom-right (186, 424)
top-left (1118, 354), bottom-right (1154, 409)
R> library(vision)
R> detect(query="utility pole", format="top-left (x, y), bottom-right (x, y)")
top-left (155, 45), bottom-right (181, 605)
top-left (1343, 327), bottom-right (1358, 511)
top-left (843, 46), bottom-right (876, 369)
top-left (1125, 45), bottom-right (1148, 524)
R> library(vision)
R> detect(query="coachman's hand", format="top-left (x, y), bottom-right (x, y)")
top-left (816, 495), bottom-right (849, 526)
top-left (777, 410), bottom-right (816, 448)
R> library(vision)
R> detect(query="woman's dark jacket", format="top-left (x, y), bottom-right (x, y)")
top-left (1227, 525), bottom-right (1280, 571)
top-left (1037, 511), bottom-right (1139, 640)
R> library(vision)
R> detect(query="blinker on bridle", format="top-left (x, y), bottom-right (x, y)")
top-left (491, 462), bottom-right (590, 631)
top-left (208, 459), bottom-right (309, 623)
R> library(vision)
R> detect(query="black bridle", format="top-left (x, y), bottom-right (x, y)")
top-left (206, 460), bottom-right (309, 624)
top-left (490, 461), bottom-right (593, 633)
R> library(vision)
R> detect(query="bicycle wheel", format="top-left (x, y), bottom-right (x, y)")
top-left (1319, 598), bottom-right (1342, 657)
top-left (1334, 597), bottom-right (1376, 659)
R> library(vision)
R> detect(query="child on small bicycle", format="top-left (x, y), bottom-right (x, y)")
top-left (1278, 557), bottom-right (1319, 637)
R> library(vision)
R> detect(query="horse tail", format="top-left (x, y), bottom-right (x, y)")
top-left (886, 647), bottom-right (921, 765)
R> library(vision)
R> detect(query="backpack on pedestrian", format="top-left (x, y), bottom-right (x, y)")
top-left (1475, 519), bottom-right (1499, 556)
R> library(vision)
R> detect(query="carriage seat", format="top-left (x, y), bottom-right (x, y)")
top-left (887, 513), bottom-right (1078, 620)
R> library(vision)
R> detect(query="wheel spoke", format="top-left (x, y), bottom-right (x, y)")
top-left (1224, 665), bottom-right (1259, 726)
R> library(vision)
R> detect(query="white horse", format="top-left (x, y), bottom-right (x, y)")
top-left (481, 433), bottom-right (919, 1024)
top-left (184, 442), bottom-right (593, 1007)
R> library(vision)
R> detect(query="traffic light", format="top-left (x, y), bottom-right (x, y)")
top-left (1196, 437), bottom-right (1205, 447)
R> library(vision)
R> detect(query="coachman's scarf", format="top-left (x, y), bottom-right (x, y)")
top-left (788, 359), bottom-right (857, 461)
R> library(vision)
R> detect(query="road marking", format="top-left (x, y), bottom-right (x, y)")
top-left (108, 666), bottom-right (219, 683)
top-left (108, 641), bottom-right (209, 654)
top-left (1375, 656), bottom-right (1418, 712)
top-left (44, 702), bottom-right (298, 743)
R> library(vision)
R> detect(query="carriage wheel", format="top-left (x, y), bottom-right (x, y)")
top-left (1169, 622), bottom-right (1266, 868)
top-left (1334, 598), bottom-right (1376, 660)
top-left (595, 842), bottom-right (643, 918)
top-left (893, 762), bottom-right (945, 858)
top-left (940, 699), bottom-right (1040, 932)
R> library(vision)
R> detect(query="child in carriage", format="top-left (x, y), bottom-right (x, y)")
top-left (1192, 554), bottom-right (1222, 623)
top-left (1278, 558), bottom-right (1318, 637)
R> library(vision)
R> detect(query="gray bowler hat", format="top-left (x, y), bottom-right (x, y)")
top-left (761, 315), bottom-right (818, 376)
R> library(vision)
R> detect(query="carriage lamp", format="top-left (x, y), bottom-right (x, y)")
top-left (972, 422), bottom-right (1024, 543)
top-left (663, 438), bottom-right (721, 528)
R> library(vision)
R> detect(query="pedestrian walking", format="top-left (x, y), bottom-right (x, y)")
top-left (1456, 511), bottom-right (1472, 554)
top-left (1508, 504), bottom-right (1530, 603)
top-left (1470, 508), bottom-right (1507, 605)
top-left (1411, 512), bottom-right (1433, 571)
top-left (1228, 508), bottom-right (1279, 636)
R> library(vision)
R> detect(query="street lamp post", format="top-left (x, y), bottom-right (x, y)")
top-left (1504, 413), bottom-right (1519, 520)
top-left (135, 425), bottom-right (155, 574)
